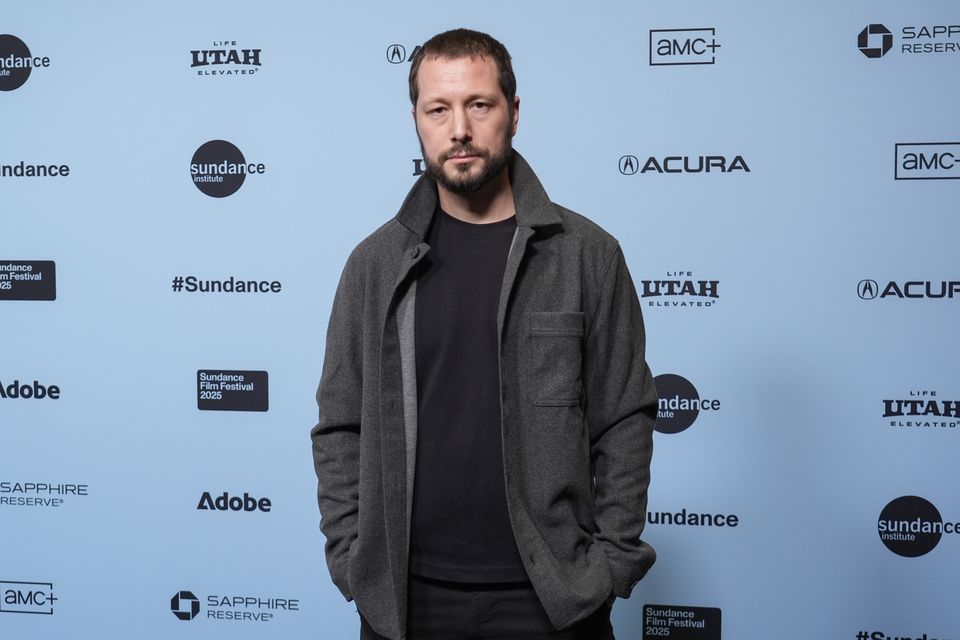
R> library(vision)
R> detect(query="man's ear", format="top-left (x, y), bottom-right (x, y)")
top-left (511, 95), bottom-right (520, 136)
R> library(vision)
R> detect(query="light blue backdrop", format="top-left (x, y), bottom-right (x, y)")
top-left (3, 1), bottom-right (958, 638)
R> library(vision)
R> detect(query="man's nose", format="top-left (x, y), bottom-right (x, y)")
top-left (450, 107), bottom-right (471, 142)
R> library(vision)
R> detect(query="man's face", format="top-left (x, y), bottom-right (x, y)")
top-left (413, 55), bottom-right (519, 195)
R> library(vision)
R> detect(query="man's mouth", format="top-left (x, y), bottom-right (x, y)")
top-left (445, 147), bottom-right (483, 163)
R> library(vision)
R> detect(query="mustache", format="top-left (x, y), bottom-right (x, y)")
top-left (442, 145), bottom-right (488, 161)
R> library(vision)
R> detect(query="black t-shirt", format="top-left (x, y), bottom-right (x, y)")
top-left (409, 207), bottom-right (528, 583)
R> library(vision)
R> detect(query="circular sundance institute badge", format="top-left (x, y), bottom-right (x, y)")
top-left (654, 373), bottom-right (702, 434)
top-left (190, 139), bottom-right (263, 198)
top-left (0, 34), bottom-right (35, 91)
top-left (877, 495), bottom-right (943, 557)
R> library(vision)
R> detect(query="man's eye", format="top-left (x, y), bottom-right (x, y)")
top-left (472, 102), bottom-right (489, 110)
top-left (429, 107), bottom-right (446, 115)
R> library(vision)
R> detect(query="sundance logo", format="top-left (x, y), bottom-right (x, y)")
top-left (197, 491), bottom-right (271, 512)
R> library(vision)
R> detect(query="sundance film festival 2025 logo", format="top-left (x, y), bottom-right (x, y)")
top-left (0, 581), bottom-right (57, 614)
top-left (619, 154), bottom-right (749, 175)
top-left (895, 143), bottom-right (960, 180)
top-left (859, 23), bottom-right (960, 58)
top-left (386, 43), bottom-right (421, 64)
top-left (171, 589), bottom-right (299, 623)
top-left (0, 261), bottom-right (56, 301)
top-left (197, 491), bottom-right (272, 512)
top-left (643, 604), bottom-right (721, 640)
top-left (649, 28), bottom-right (721, 65)
top-left (190, 140), bottom-right (265, 197)
top-left (190, 40), bottom-right (261, 76)
top-left (0, 35), bottom-right (51, 91)
top-left (883, 389), bottom-right (958, 430)
top-left (878, 496), bottom-right (958, 557)
top-left (642, 271), bottom-right (718, 308)
top-left (857, 279), bottom-right (959, 301)
top-left (197, 370), bottom-right (268, 412)
top-left (0, 482), bottom-right (88, 508)
top-left (654, 374), bottom-right (720, 434)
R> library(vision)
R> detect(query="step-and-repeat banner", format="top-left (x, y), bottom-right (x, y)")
top-left (3, 1), bottom-right (957, 638)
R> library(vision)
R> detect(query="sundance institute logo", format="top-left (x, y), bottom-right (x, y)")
top-left (654, 374), bottom-right (720, 434)
top-left (0, 34), bottom-right (51, 91)
top-left (877, 496), bottom-right (957, 557)
top-left (190, 140), bottom-right (265, 198)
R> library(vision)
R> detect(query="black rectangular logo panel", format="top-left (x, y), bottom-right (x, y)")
top-left (0, 261), bottom-right (56, 301)
top-left (644, 604), bottom-right (721, 639)
top-left (197, 370), bottom-right (269, 412)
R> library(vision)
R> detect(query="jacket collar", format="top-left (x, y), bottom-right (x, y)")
top-left (394, 149), bottom-right (561, 240)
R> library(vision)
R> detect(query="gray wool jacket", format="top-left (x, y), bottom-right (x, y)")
top-left (312, 151), bottom-right (657, 640)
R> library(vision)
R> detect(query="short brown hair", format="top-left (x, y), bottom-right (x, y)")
top-left (408, 29), bottom-right (516, 112)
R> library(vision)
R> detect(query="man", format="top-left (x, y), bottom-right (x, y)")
top-left (312, 28), bottom-right (657, 640)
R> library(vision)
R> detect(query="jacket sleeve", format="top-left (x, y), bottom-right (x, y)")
top-left (310, 253), bottom-right (364, 601)
top-left (583, 245), bottom-right (657, 598)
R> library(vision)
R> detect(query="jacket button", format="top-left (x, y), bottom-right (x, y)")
top-left (410, 247), bottom-right (420, 258)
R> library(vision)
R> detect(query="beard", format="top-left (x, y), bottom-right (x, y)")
top-left (420, 128), bottom-right (513, 195)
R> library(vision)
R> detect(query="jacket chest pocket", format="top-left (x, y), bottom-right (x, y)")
top-left (525, 311), bottom-right (585, 407)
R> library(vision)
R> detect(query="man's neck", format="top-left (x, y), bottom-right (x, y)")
top-left (437, 169), bottom-right (515, 224)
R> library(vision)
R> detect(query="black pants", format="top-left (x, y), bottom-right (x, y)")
top-left (360, 575), bottom-right (614, 640)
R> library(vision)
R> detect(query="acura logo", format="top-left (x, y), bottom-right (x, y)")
top-left (858, 279), bottom-right (879, 300)
top-left (619, 155), bottom-right (639, 175)
top-left (386, 44), bottom-right (406, 64)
